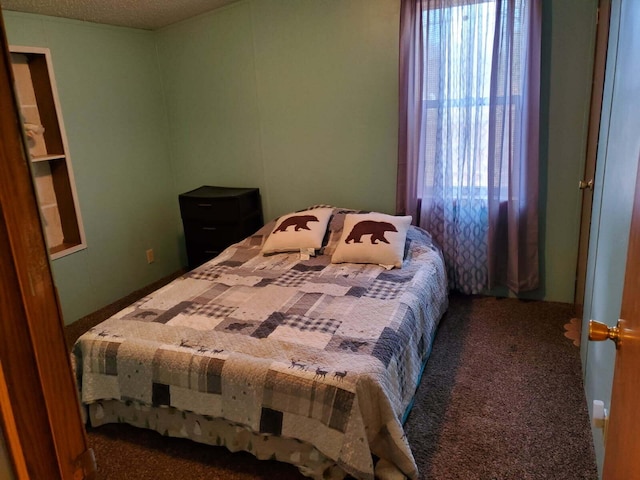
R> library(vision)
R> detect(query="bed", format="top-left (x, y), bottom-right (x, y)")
top-left (72, 207), bottom-right (448, 479)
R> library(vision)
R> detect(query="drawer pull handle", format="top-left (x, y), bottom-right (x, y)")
top-left (202, 226), bottom-right (217, 231)
top-left (197, 203), bottom-right (213, 207)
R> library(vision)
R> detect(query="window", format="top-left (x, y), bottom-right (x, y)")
top-left (422, 0), bottom-right (525, 197)
top-left (398, 0), bottom-right (540, 293)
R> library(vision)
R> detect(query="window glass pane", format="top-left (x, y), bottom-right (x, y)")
top-left (422, 0), bottom-right (524, 195)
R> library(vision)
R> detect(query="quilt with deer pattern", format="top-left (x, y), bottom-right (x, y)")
top-left (72, 208), bottom-right (448, 480)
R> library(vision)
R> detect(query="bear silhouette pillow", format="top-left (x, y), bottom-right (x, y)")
top-left (262, 207), bottom-right (333, 255)
top-left (331, 212), bottom-right (412, 268)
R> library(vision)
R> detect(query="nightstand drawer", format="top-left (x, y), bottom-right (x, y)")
top-left (179, 197), bottom-right (239, 222)
top-left (179, 187), bottom-right (261, 222)
top-left (185, 245), bottom-right (222, 269)
top-left (183, 222), bottom-right (242, 249)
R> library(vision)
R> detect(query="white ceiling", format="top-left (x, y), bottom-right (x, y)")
top-left (1, 0), bottom-right (241, 30)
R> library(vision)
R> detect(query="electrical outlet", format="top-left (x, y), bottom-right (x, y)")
top-left (146, 248), bottom-right (155, 264)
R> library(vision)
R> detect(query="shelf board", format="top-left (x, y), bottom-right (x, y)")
top-left (31, 154), bottom-right (65, 162)
top-left (48, 242), bottom-right (71, 255)
top-left (49, 242), bottom-right (86, 260)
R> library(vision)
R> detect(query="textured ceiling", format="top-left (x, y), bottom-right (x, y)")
top-left (1, 0), bottom-right (241, 30)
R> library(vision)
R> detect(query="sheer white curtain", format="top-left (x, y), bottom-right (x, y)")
top-left (398, 0), bottom-right (541, 294)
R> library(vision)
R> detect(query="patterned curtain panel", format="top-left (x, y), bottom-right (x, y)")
top-left (398, 0), bottom-right (542, 294)
top-left (430, 197), bottom-right (488, 294)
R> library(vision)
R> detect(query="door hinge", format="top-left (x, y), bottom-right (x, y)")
top-left (73, 448), bottom-right (97, 480)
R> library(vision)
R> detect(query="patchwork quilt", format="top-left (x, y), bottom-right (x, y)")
top-left (73, 209), bottom-right (448, 479)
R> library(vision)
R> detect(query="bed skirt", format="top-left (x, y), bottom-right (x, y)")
top-left (88, 399), bottom-right (349, 479)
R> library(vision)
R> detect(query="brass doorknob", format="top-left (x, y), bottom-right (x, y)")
top-left (589, 320), bottom-right (621, 348)
top-left (579, 179), bottom-right (594, 190)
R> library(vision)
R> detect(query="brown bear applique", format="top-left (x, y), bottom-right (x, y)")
top-left (273, 214), bottom-right (319, 233)
top-left (345, 221), bottom-right (397, 244)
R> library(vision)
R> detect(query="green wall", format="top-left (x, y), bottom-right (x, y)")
top-left (3, 12), bottom-right (183, 324)
top-left (156, 0), bottom-right (400, 221)
top-left (2, 0), bottom-right (598, 323)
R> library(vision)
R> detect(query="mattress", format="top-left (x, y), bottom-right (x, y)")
top-left (73, 208), bottom-right (448, 479)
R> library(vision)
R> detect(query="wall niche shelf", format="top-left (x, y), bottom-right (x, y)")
top-left (31, 154), bottom-right (66, 162)
top-left (10, 46), bottom-right (86, 259)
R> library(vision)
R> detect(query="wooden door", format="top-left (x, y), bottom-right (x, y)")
top-left (574, 0), bottom-right (610, 311)
top-left (603, 151), bottom-right (640, 478)
top-left (0, 10), bottom-right (95, 480)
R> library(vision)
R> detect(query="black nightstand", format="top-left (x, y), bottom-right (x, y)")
top-left (179, 186), bottom-right (263, 270)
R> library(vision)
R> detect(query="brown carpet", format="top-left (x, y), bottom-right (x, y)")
top-left (67, 289), bottom-right (598, 480)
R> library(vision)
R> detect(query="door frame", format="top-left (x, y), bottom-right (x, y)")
top-left (0, 10), bottom-right (93, 480)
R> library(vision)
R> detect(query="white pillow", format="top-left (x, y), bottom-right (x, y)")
top-left (331, 213), bottom-right (412, 268)
top-left (261, 208), bottom-right (333, 255)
